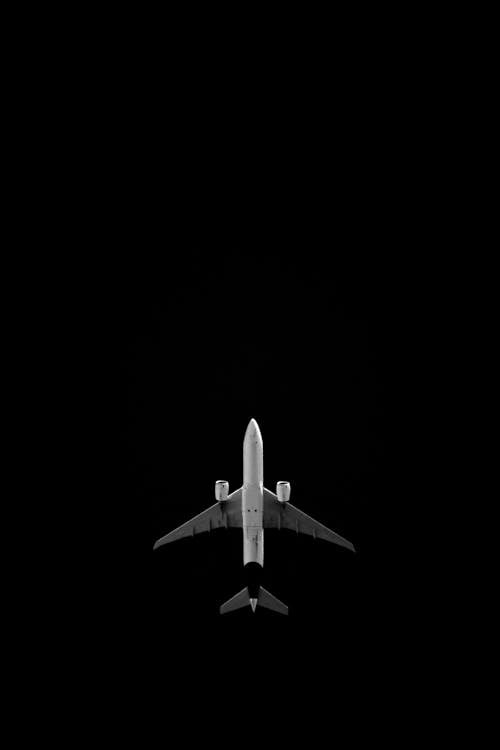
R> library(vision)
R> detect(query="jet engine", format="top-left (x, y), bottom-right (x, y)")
top-left (215, 480), bottom-right (229, 502)
top-left (276, 481), bottom-right (291, 503)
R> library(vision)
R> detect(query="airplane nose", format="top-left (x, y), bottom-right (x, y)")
top-left (245, 418), bottom-right (261, 439)
top-left (244, 418), bottom-right (262, 445)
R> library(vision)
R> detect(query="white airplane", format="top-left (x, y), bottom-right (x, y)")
top-left (153, 419), bottom-right (355, 615)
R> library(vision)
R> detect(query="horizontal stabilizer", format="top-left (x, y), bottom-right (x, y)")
top-left (220, 586), bottom-right (288, 615)
top-left (258, 586), bottom-right (288, 615)
top-left (220, 587), bottom-right (250, 614)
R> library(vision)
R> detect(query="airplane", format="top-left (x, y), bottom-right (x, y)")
top-left (153, 418), bottom-right (355, 615)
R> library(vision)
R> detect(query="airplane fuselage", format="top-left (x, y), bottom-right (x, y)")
top-left (154, 417), bottom-right (355, 615)
top-left (242, 419), bottom-right (264, 567)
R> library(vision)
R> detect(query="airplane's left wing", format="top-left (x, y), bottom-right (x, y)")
top-left (153, 488), bottom-right (242, 549)
top-left (263, 488), bottom-right (355, 552)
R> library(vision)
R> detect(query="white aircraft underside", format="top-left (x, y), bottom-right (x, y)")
top-left (153, 419), bottom-right (355, 615)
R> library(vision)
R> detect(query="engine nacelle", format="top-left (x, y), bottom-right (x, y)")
top-left (276, 481), bottom-right (291, 503)
top-left (215, 480), bottom-right (229, 502)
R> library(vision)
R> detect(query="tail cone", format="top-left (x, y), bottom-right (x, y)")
top-left (250, 598), bottom-right (257, 612)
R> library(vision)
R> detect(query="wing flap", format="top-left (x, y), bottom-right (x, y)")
top-left (263, 488), bottom-right (355, 552)
top-left (153, 489), bottom-right (242, 549)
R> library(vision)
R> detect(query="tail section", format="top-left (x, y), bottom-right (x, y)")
top-left (257, 586), bottom-right (288, 615)
top-left (219, 587), bottom-right (250, 614)
top-left (220, 585), bottom-right (288, 615)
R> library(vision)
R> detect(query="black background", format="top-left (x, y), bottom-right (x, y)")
top-left (122, 248), bottom-right (421, 729)
top-left (119, 73), bottom-right (437, 723)
top-left (24, 15), bottom-right (456, 741)
top-left (143, 254), bottom-right (385, 628)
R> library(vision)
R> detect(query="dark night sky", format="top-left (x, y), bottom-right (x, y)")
top-left (126, 253), bottom-right (398, 640)
top-left (110, 20), bottom-right (449, 733)
top-left (39, 25), bottom-right (446, 736)
top-left (122, 248), bottom-right (427, 729)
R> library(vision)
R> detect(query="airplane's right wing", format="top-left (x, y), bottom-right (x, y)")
top-left (153, 488), bottom-right (242, 550)
top-left (263, 488), bottom-right (355, 552)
